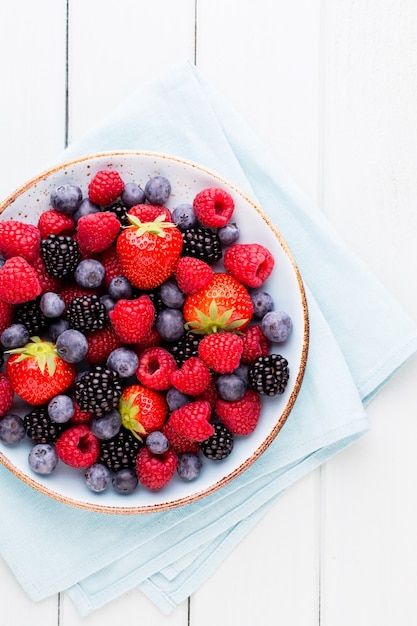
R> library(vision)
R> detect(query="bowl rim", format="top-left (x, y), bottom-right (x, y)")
top-left (0, 150), bottom-right (310, 514)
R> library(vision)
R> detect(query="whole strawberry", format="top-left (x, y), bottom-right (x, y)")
top-left (136, 446), bottom-right (178, 491)
top-left (116, 214), bottom-right (183, 290)
top-left (119, 384), bottom-right (168, 439)
top-left (0, 372), bottom-right (14, 417)
top-left (0, 256), bottom-right (42, 304)
top-left (215, 390), bottom-right (261, 435)
top-left (6, 336), bottom-right (76, 405)
top-left (88, 169), bottom-right (125, 206)
top-left (198, 332), bottom-right (244, 374)
top-left (223, 243), bottom-right (275, 288)
top-left (0, 220), bottom-right (40, 262)
top-left (109, 295), bottom-right (155, 343)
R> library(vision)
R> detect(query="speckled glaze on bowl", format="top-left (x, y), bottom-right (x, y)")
top-left (0, 151), bottom-right (309, 514)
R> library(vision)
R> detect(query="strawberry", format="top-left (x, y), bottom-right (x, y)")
top-left (215, 390), bottom-right (261, 435)
top-left (223, 243), bottom-right (275, 288)
top-left (136, 446), bottom-right (178, 490)
top-left (6, 336), bottom-right (76, 405)
top-left (161, 420), bottom-right (200, 454)
top-left (55, 425), bottom-right (100, 468)
top-left (240, 324), bottom-right (270, 363)
top-left (37, 209), bottom-right (75, 238)
top-left (168, 400), bottom-right (214, 442)
top-left (193, 187), bottom-right (235, 228)
top-left (0, 372), bottom-right (14, 417)
top-left (109, 295), bottom-right (155, 343)
top-left (128, 204), bottom-right (172, 222)
top-left (136, 347), bottom-right (177, 391)
top-left (119, 384), bottom-right (168, 439)
top-left (0, 220), bottom-right (40, 262)
top-left (174, 256), bottom-right (213, 295)
top-left (84, 325), bottom-right (123, 364)
top-left (116, 214), bottom-right (183, 290)
top-left (0, 299), bottom-right (14, 335)
top-left (170, 356), bottom-right (211, 396)
top-left (76, 211), bottom-right (121, 253)
top-left (88, 169), bottom-right (125, 206)
top-left (183, 273), bottom-right (253, 334)
top-left (0, 256), bottom-right (42, 304)
top-left (198, 332), bottom-right (243, 374)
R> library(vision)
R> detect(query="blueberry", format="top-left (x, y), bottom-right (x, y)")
top-left (28, 443), bottom-right (59, 474)
top-left (159, 280), bottom-right (186, 309)
top-left (144, 176), bottom-right (171, 205)
top-left (72, 198), bottom-right (100, 222)
top-left (48, 318), bottom-right (70, 342)
top-left (108, 276), bottom-right (133, 300)
top-left (55, 328), bottom-right (89, 363)
top-left (100, 294), bottom-right (116, 315)
top-left (251, 292), bottom-right (274, 319)
top-left (216, 374), bottom-right (247, 401)
top-left (218, 222), bottom-right (240, 246)
top-left (172, 204), bottom-right (197, 230)
top-left (48, 394), bottom-right (74, 423)
top-left (0, 414), bottom-right (26, 444)
top-left (232, 363), bottom-right (250, 385)
top-left (50, 184), bottom-right (83, 215)
top-left (177, 453), bottom-right (202, 481)
top-left (91, 409), bottom-right (122, 440)
top-left (40, 292), bottom-right (66, 318)
top-left (121, 182), bottom-right (146, 208)
top-left (74, 258), bottom-right (105, 289)
top-left (106, 347), bottom-right (138, 378)
top-left (156, 308), bottom-right (185, 342)
top-left (85, 463), bottom-right (111, 493)
top-left (166, 387), bottom-right (190, 411)
top-left (1, 323), bottom-right (29, 349)
top-left (261, 310), bottom-right (293, 343)
top-left (0, 253), bottom-right (5, 269)
top-left (112, 468), bottom-right (138, 494)
top-left (146, 431), bottom-right (169, 455)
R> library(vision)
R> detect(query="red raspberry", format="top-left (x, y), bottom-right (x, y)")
top-left (168, 400), bottom-right (214, 442)
top-left (37, 209), bottom-right (75, 238)
top-left (0, 372), bottom-right (14, 417)
top-left (192, 187), bottom-right (235, 228)
top-left (99, 245), bottom-right (124, 287)
top-left (240, 325), bottom-right (270, 363)
top-left (136, 447), bottom-right (178, 491)
top-left (170, 356), bottom-right (211, 396)
top-left (88, 170), bottom-right (125, 206)
top-left (70, 401), bottom-right (93, 424)
top-left (133, 327), bottom-right (162, 356)
top-left (32, 254), bottom-right (61, 294)
top-left (58, 283), bottom-right (99, 307)
top-left (0, 299), bottom-right (14, 335)
top-left (136, 347), bottom-right (177, 391)
top-left (76, 211), bottom-right (121, 254)
top-left (174, 256), bottom-right (213, 295)
top-left (0, 220), bottom-right (40, 262)
top-left (161, 421), bottom-right (200, 454)
top-left (55, 425), bottom-right (100, 468)
top-left (223, 243), bottom-right (275, 288)
top-left (0, 256), bottom-right (42, 304)
top-left (215, 390), bottom-right (261, 436)
top-left (128, 204), bottom-right (172, 222)
top-left (198, 332), bottom-right (243, 374)
top-left (85, 325), bottom-right (123, 364)
top-left (194, 377), bottom-right (218, 407)
top-left (109, 295), bottom-right (155, 343)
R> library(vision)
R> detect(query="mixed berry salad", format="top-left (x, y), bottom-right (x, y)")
top-left (0, 165), bottom-right (294, 498)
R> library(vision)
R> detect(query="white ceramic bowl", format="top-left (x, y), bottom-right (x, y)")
top-left (0, 151), bottom-right (309, 514)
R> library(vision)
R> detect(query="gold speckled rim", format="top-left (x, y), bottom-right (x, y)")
top-left (0, 150), bottom-right (309, 514)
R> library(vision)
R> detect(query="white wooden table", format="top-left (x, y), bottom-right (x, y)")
top-left (1, 2), bottom-right (417, 625)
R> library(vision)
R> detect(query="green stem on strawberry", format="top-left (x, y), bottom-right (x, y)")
top-left (126, 213), bottom-right (177, 238)
top-left (184, 299), bottom-right (248, 335)
top-left (6, 336), bottom-right (59, 376)
top-left (119, 393), bottom-right (147, 441)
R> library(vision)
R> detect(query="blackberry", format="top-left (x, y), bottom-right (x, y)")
top-left (40, 234), bottom-right (81, 278)
top-left (107, 202), bottom-right (129, 227)
top-left (24, 406), bottom-right (67, 444)
top-left (166, 332), bottom-right (202, 366)
top-left (65, 294), bottom-right (107, 332)
top-left (99, 427), bottom-right (143, 472)
top-left (147, 288), bottom-right (165, 314)
top-left (200, 423), bottom-right (234, 460)
top-left (248, 354), bottom-right (290, 396)
top-left (13, 297), bottom-right (48, 335)
top-left (74, 365), bottom-right (123, 417)
top-left (181, 226), bottom-right (222, 265)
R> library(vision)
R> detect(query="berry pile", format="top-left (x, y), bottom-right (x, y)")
top-left (0, 168), bottom-right (294, 496)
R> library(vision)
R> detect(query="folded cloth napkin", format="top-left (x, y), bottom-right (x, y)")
top-left (1, 60), bottom-right (416, 615)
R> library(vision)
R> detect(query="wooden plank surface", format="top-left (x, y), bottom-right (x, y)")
top-left (0, 1), bottom-right (416, 625)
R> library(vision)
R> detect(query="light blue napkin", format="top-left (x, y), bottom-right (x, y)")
top-left (0, 61), bottom-right (416, 615)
